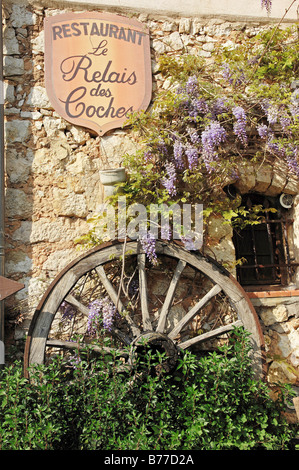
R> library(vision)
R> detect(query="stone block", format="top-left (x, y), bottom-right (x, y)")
top-left (260, 305), bottom-right (288, 326)
top-left (267, 171), bottom-right (287, 196)
top-left (43, 116), bottom-right (67, 136)
top-left (10, 4), bottom-right (37, 28)
top-left (100, 132), bottom-right (137, 167)
top-left (254, 164), bottom-right (272, 193)
top-left (267, 360), bottom-right (298, 385)
top-left (5, 188), bottom-right (32, 218)
top-left (5, 252), bottom-right (32, 275)
top-left (3, 27), bottom-right (19, 55)
top-left (3, 56), bottom-right (24, 76)
top-left (207, 215), bottom-right (233, 240)
top-left (32, 30), bottom-right (44, 54)
top-left (168, 32), bottom-right (184, 51)
top-left (152, 39), bottom-right (167, 54)
top-left (42, 249), bottom-right (76, 272)
top-left (27, 86), bottom-right (51, 109)
top-left (179, 18), bottom-right (191, 33)
top-left (202, 42), bottom-right (215, 52)
top-left (53, 189), bottom-right (88, 218)
top-left (4, 82), bottom-right (15, 104)
top-left (162, 21), bottom-right (177, 32)
top-left (5, 119), bottom-right (30, 143)
top-left (235, 164), bottom-right (256, 193)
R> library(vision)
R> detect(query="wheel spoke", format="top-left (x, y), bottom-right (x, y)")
top-left (96, 265), bottom-right (125, 312)
top-left (156, 259), bottom-right (186, 333)
top-left (168, 284), bottom-right (222, 340)
top-left (46, 338), bottom-right (129, 357)
top-left (178, 320), bottom-right (242, 349)
top-left (96, 265), bottom-right (141, 337)
top-left (65, 294), bottom-right (89, 317)
top-left (138, 253), bottom-right (152, 331)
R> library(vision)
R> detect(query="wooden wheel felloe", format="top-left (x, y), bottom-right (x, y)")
top-left (24, 240), bottom-right (265, 378)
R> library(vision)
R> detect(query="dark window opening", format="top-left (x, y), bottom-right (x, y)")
top-left (232, 193), bottom-right (294, 288)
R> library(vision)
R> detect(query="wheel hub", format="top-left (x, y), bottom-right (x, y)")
top-left (130, 332), bottom-right (179, 374)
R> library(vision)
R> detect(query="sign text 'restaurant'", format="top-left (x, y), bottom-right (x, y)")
top-left (52, 21), bottom-right (146, 45)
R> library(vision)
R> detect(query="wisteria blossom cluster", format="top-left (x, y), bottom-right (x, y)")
top-left (60, 300), bottom-right (76, 323)
top-left (140, 232), bottom-right (158, 265)
top-left (141, 65), bottom-right (299, 200)
top-left (232, 107), bottom-right (248, 146)
top-left (201, 121), bottom-right (227, 171)
top-left (261, 0), bottom-right (272, 14)
top-left (161, 161), bottom-right (177, 196)
top-left (142, 75), bottom-right (245, 194)
top-left (256, 100), bottom-right (299, 177)
top-left (87, 296), bottom-right (119, 335)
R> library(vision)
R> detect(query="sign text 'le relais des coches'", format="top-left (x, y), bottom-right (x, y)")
top-left (44, 12), bottom-right (152, 135)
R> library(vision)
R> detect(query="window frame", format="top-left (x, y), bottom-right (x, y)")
top-left (232, 193), bottom-right (296, 290)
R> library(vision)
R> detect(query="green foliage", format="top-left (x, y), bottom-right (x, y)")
top-left (0, 328), bottom-right (297, 450)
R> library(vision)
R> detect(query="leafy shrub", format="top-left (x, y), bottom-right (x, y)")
top-left (0, 328), bottom-right (297, 450)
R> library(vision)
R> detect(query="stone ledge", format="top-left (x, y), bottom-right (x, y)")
top-left (25, 0), bottom-right (297, 22)
top-left (248, 290), bottom-right (299, 299)
top-left (247, 290), bottom-right (299, 307)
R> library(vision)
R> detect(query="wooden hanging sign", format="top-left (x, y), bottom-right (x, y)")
top-left (0, 276), bottom-right (24, 301)
top-left (44, 12), bottom-right (152, 136)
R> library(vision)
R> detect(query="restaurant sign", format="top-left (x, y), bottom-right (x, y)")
top-left (44, 12), bottom-right (152, 135)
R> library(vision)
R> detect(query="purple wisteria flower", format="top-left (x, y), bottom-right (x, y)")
top-left (181, 236), bottom-right (196, 251)
top-left (222, 63), bottom-right (233, 85)
top-left (144, 149), bottom-right (153, 163)
top-left (280, 115), bottom-right (291, 132)
top-left (185, 146), bottom-right (199, 170)
top-left (102, 299), bottom-right (118, 331)
top-left (261, 100), bottom-right (279, 125)
top-left (201, 121), bottom-right (227, 171)
top-left (221, 63), bottom-right (246, 87)
top-left (177, 76), bottom-right (211, 121)
top-left (192, 98), bottom-right (209, 115)
top-left (185, 75), bottom-right (199, 96)
top-left (161, 161), bottom-right (177, 196)
top-left (87, 297), bottom-right (118, 334)
top-left (187, 127), bottom-right (201, 144)
top-left (161, 225), bottom-right (171, 240)
top-left (180, 96), bottom-right (209, 120)
top-left (140, 232), bottom-right (158, 265)
top-left (156, 140), bottom-right (169, 158)
top-left (212, 98), bottom-right (228, 119)
top-left (286, 146), bottom-right (299, 178)
top-left (267, 139), bottom-right (285, 157)
top-left (289, 103), bottom-right (299, 119)
top-left (233, 106), bottom-right (248, 146)
top-left (173, 139), bottom-right (185, 169)
top-left (257, 123), bottom-right (270, 139)
top-left (60, 301), bottom-right (76, 323)
top-left (261, 0), bottom-right (272, 14)
top-left (267, 106), bottom-right (279, 125)
top-left (257, 123), bottom-right (285, 157)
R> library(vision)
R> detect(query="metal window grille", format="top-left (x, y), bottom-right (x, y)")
top-left (233, 194), bottom-right (296, 287)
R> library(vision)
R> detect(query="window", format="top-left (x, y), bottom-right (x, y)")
top-left (232, 193), bottom-right (294, 288)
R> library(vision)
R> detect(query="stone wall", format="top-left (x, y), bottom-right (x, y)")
top-left (2, 1), bottom-right (299, 399)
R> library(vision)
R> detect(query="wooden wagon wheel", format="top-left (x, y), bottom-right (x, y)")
top-left (24, 240), bottom-right (265, 378)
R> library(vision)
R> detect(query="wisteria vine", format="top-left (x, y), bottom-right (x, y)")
top-left (83, 13), bottom-right (299, 267)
